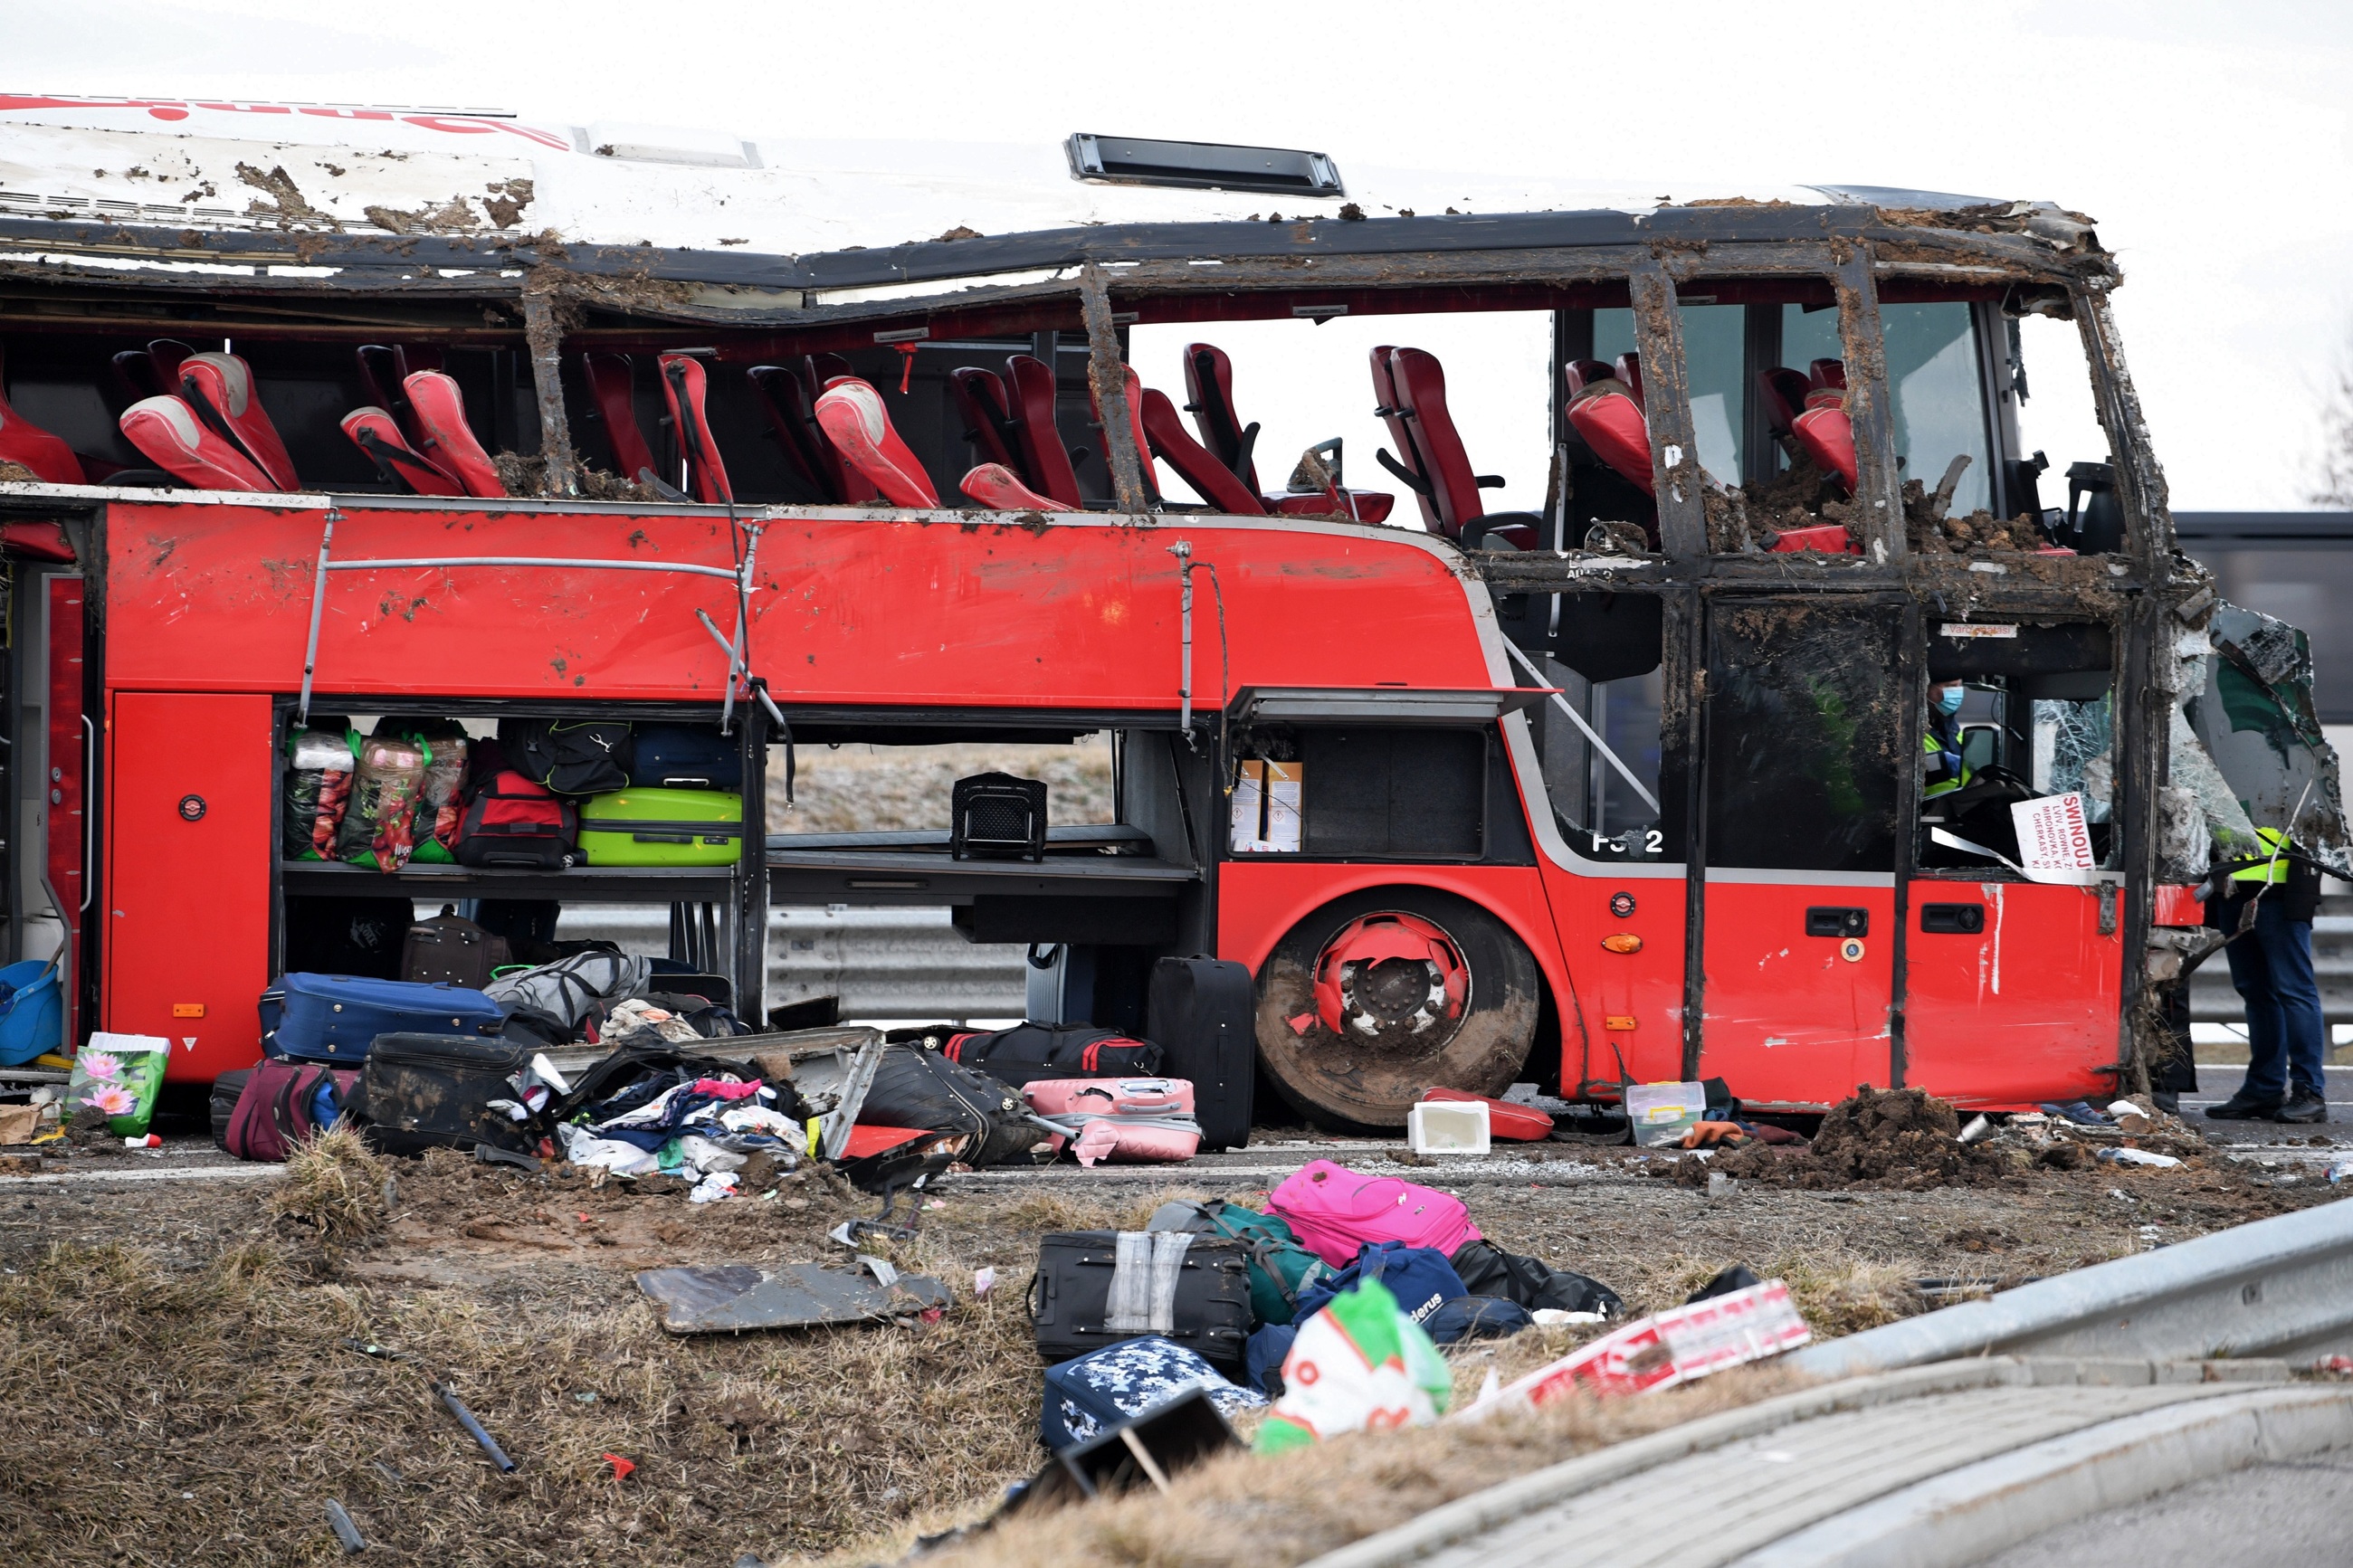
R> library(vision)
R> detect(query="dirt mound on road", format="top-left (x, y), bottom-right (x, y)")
top-left (1686, 1087), bottom-right (2008, 1191)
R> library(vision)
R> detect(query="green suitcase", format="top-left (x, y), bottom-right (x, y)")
top-left (577, 787), bottom-right (745, 866)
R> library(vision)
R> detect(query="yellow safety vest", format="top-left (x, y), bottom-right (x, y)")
top-left (2229, 826), bottom-right (2294, 886)
top-left (1923, 730), bottom-right (1970, 798)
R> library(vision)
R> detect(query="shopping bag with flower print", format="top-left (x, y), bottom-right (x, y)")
top-left (67, 1033), bottom-right (170, 1137)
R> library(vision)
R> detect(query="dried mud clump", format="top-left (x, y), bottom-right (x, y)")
top-left (1903, 477), bottom-right (2048, 554)
top-left (1690, 1087), bottom-right (2007, 1191)
top-left (1721, 457), bottom-right (1853, 552)
top-left (0, 461), bottom-right (41, 484)
top-left (490, 452), bottom-right (664, 502)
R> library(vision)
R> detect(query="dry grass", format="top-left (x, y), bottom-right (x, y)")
top-left (271, 1125), bottom-right (394, 1242)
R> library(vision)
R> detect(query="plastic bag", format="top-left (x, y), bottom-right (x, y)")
top-left (337, 735), bottom-right (430, 872)
top-left (1253, 1278), bottom-right (1452, 1452)
top-left (280, 727), bottom-right (356, 861)
top-left (68, 1032), bottom-right (169, 1137)
top-left (402, 727), bottom-right (468, 863)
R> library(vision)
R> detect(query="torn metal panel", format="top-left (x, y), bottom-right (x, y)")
top-left (636, 1259), bottom-right (949, 1335)
top-left (2073, 284), bottom-right (2175, 567)
top-left (2186, 603), bottom-right (2352, 875)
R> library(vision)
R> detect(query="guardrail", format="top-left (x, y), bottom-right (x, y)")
top-left (1786, 1197), bottom-right (2353, 1378)
top-left (556, 905), bottom-right (1027, 1020)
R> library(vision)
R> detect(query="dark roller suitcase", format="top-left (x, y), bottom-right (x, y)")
top-left (357, 1032), bottom-right (538, 1157)
top-left (951, 771), bottom-right (1047, 861)
top-left (209, 1068), bottom-right (255, 1153)
top-left (630, 724), bottom-right (743, 790)
top-left (1027, 1231), bottom-right (1253, 1373)
top-left (1147, 956), bottom-right (1255, 1150)
top-left (400, 907), bottom-right (512, 989)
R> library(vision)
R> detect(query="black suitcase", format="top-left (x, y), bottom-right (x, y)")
top-left (1027, 1231), bottom-right (1253, 1373)
top-left (1146, 956), bottom-right (1255, 1150)
top-left (950, 771), bottom-right (1047, 861)
top-left (209, 1068), bottom-right (255, 1154)
top-left (401, 907), bottom-right (512, 989)
top-left (357, 1032), bottom-right (538, 1157)
top-left (859, 1046), bottom-right (1041, 1167)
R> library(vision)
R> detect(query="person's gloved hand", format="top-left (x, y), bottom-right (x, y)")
top-left (1680, 1120), bottom-right (1747, 1148)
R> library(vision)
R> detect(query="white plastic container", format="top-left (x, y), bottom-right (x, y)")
top-left (1407, 1098), bottom-right (1491, 1155)
top-left (1624, 1080), bottom-right (1708, 1147)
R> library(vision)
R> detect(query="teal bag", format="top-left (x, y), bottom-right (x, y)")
top-left (1150, 1199), bottom-right (1329, 1326)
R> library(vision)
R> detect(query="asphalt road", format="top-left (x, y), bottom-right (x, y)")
top-left (2179, 1063), bottom-right (2353, 1155)
top-left (1978, 1446), bottom-right (2353, 1567)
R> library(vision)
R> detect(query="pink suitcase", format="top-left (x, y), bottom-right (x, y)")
top-left (1265, 1159), bottom-right (1481, 1266)
top-left (1024, 1077), bottom-right (1201, 1166)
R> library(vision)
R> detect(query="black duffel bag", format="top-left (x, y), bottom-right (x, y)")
top-left (496, 717), bottom-right (634, 796)
top-left (1449, 1239), bottom-right (1624, 1319)
top-left (858, 1045), bottom-right (1042, 1168)
top-left (357, 1032), bottom-right (539, 1158)
top-left (940, 1022), bottom-right (1162, 1089)
top-left (1028, 1231), bottom-right (1253, 1373)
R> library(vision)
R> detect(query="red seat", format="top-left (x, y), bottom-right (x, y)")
top-left (1562, 359), bottom-right (1617, 396)
top-left (1756, 366), bottom-right (1813, 445)
top-left (814, 377), bottom-right (938, 508)
top-left (1181, 342), bottom-right (1260, 496)
top-left (1374, 347), bottom-right (1506, 540)
top-left (659, 354), bottom-right (734, 505)
top-left (1809, 357), bottom-right (1846, 392)
top-left (959, 462), bottom-right (1073, 512)
top-left (1791, 404), bottom-right (1858, 492)
top-left (0, 347), bottom-right (87, 485)
top-left (1565, 377), bottom-right (1654, 496)
top-left (177, 351), bottom-right (299, 490)
top-left (1004, 354), bottom-right (1084, 509)
top-left (748, 363), bottom-right (871, 504)
top-left (1614, 352), bottom-right (1645, 409)
top-left (341, 407), bottom-right (463, 496)
top-left (110, 339), bottom-right (195, 411)
top-left (948, 366), bottom-right (1024, 479)
top-left (356, 344), bottom-right (443, 451)
top-left (1139, 386), bottom-right (1262, 514)
top-left (402, 371), bottom-right (507, 499)
top-left (578, 353), bottom-right (658, 487)
top-left (119, 395), bottom-right (269, 491)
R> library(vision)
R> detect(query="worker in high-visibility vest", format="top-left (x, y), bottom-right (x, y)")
top-left (2204, 827), bottom-right (2328, 1124)
top-left (1923, 680), bottom-right (1969, 798)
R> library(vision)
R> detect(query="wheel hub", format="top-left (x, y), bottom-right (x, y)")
top-left (1311, 912), bottom-right (1469, 1044)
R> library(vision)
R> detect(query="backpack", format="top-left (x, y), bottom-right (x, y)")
top-left (1264, 1159), bottom-right (1481, 1268)
top-left (1448, 1239), bottom-right (1624, 1319)
top-left (858, 1045), bottom-right (1042, 1168)
top-left (454, 769), bottom-right (580, 870)
top-left (224, 1059), bottom-right (360, 1162)
top-left (1291, 1240), bottom-right (1468, 1331)
top-left (1147, 1198), bottom-right (1329, 1326)
top-left (497, 717), bottom-right (634, 796)
top-left (483, 950), bottom-right (650, 1043)
top-left (941, 1022), bottom-right (1162, 1088)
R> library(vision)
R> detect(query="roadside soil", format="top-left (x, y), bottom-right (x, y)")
top-left (0, 1110), bottom-right (2338, 1568)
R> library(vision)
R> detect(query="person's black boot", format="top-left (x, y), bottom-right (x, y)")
top-left (2273, 1088), bottom-right (2329, 1124)
top-left (2151, 1091), bottom-right (2181, 1117)
top-left (2206, 1090), bottom-right (2286, 1120)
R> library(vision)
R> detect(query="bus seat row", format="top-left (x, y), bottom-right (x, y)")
top-left (1758, 358), bottom-right (1857, 491)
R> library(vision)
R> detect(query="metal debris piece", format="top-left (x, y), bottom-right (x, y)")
top-left (325, 1499), bottom-right (367, 1554)
top-left (636, 1259), bottom-right (950, 1335)
top-left (436, 1384), bottom-right (517, 1473)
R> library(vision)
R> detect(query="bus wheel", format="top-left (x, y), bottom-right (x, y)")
top-left (1254, 889), bottom-right (1540, 1129)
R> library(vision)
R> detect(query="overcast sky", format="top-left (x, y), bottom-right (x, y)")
top-left (10, 0), bottom-right (2352, 510)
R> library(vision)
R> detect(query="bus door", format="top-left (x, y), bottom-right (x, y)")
top-left (1698, 597), bottom-right (1905, 1104)
top-left (1903, 624), bottom-right (2124, 1105)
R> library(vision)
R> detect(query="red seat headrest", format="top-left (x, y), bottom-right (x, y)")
top-left (1808, 357), bottom-right (1846, 392)
top-left (1565, 386), bottom-right (1653, 496)
top-left (1004, 354), bottom-right (1084, 509)
top-left (1614, 352), bottom-right (1644, 409)
top-left (814, 377), bottom-right (938, 508)
top-left (1757, 367), bottom-right (1813, 439)
top-left (1791, 404), bottom-right (1858, 493)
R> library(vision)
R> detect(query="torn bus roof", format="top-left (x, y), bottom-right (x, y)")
top-left (2187, 603), bottom-right (2352, 877)
top-left (0, 99), bottom-right (2104, 315)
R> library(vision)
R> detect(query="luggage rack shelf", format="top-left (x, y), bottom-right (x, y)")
top-left (764, 845), bottom-right (1196, 905)
top-left (279, 861), bottom-right (738, 901)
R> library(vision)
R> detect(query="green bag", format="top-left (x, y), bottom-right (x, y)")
top-left (68, 1033), bottom-right (169, 1138)
top-left (1153, 1199), bottom-right (1329, 1326)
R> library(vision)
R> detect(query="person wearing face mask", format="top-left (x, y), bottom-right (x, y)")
top-left (1923, 679), bottom-right (1970, 798)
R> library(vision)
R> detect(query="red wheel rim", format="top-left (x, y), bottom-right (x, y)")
top-left (1310, 911), bottom-right (1470, 1041)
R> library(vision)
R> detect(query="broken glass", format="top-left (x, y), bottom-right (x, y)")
top-left (2184, 603), bottom-right (2352, 876)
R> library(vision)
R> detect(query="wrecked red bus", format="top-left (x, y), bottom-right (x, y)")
top-left (2, 103), bottom-right (2327, 1126)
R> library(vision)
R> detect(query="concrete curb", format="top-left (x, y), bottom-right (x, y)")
top-left (0, 1163), bottom-right (285, 1186)
top-left (1729, 1382), bottom-right (2353, 1567)
top-left (1298, 1359), bottom-right (2024, 1568)
top-left (1787, 1197), bottom-right (2353, 1376)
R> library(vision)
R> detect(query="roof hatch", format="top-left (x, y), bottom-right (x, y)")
top-left (1065, 133), bottom-right (1343, 197)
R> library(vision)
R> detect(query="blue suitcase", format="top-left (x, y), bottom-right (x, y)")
top-left (260, 972), bottom-right (506, 1062)
top-left (628, 724), bottom-right (742, 791)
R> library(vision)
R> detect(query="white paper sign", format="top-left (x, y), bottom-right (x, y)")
top-left (1230, 760), bottom-right (1303, 853)
top-left (2010, 791), bottom-right (2099, 884)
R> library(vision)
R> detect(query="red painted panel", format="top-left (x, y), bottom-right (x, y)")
top-left (102, 692), bottom-right (274, 1082)
top-left (102, 503), bottom-right (1495, 705)
top-left (1535, 864), bottom-right (1687, 1092)
top-left (1903, 880), bottom-right (2121, 1107)
top-left (45, 576), bottom-right (85, 1041)
top-left (1700, 881), bottom-right (1896, 1107)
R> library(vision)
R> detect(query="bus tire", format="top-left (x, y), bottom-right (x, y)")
top-left (1253, 887), bottom-right (1541, 1130)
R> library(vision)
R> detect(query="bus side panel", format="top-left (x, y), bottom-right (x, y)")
top-left (1699, 880), bottom-right (1896, 1107)
top-left (1533, 864), bottom-right (1688, 1094)
top-left (103, 692), bottom-right (274, 1082)
top-left (1902, 882), bottom-right (2120, 1107)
